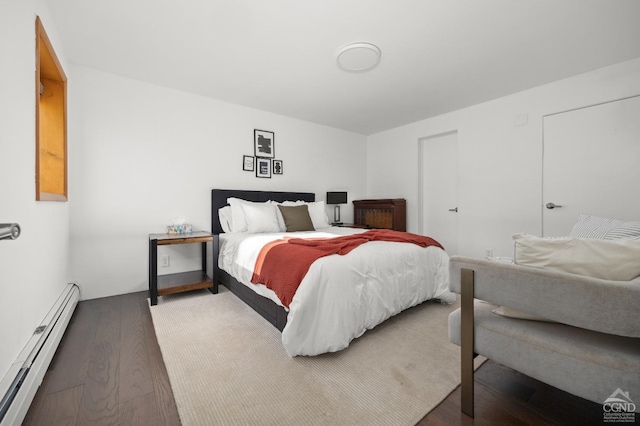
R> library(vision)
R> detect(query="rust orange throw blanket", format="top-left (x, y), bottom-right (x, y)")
top-left (251, 229), bottom-right (444, 308)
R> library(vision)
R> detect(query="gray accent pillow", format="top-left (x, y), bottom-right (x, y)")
top-left (277, 205), bottom-right (315, 232)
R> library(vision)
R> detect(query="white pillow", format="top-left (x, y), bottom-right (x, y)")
top-left (227, 198), bottom-right (270, 233)
top-left (306, 201), bottom-right (330, 229)
top-left (569, 214), bottom-right (640, 240)
top-left (241, 202), bottom-right (281, 234)
top-left (218, 206), bottom-right (233, 233)
top-left (280, 200), bottom-right (306, 206)
top-left (512, 233), bottom-right (640, 281)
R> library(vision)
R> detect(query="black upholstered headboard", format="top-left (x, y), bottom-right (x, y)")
top-left (211, 189), bottom-right (315, 234)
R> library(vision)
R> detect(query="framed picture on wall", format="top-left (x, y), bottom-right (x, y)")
top-left (273, 160), bottom-right (283, 175)
top-left (256, 157), bottom-right (272, 178)
top-left (243, 155), bottom-right (254, 171)
top-left (254, 129), bottom-right (275, 158)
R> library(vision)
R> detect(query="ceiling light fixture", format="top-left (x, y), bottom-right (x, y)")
top-left (336, 42), bottom-right (381, 72)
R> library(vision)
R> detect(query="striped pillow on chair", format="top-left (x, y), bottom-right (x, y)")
top-left (569, 214), bottom-right (640, 240)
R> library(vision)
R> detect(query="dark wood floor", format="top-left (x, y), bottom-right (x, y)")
top-left (23, 291), bottom-right (180, 426)
top-left (24, 290), bottom-right (608, 426)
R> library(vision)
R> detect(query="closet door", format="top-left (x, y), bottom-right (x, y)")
top-left (542, 95), bottom-right (640, 237)
top-left (420, 131), bottom-right (458, 254)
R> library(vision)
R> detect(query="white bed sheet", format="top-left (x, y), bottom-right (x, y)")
top-left (219, 227), bottom-right (455, 356)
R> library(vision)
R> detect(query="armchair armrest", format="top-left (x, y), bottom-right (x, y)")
top-left (450, 256), bottom-right (640, 338)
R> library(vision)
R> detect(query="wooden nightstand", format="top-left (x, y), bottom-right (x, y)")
top-left (148, 231), bottom-right (217, 305)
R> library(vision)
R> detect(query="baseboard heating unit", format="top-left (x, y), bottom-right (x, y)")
top-left (0, 283), bottom-right (79, 426)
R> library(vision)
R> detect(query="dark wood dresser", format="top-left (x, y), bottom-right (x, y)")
top-left (353, 199), bottom-right (406, 231)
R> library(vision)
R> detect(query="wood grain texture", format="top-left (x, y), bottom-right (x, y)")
top-left (157, 271), bottom-right (212, 295)
top-left (46, 300), bottom-right (100, 394)
top-left (28, 385), bottom-right (83, 426)
top-left (24, 290), bottom-right (606, 426)
top-left (76, 296), bottom-right (122, 425)
top-left (24, 292), bottom-right (180, 426)
top-left (353, 198), bottom-right (406, 231)
top-left (118, 392), bottom-right (160, 426)
top-left (119, 293), bottom-right (153, 403)
top-left (418, 360), bottom-right (604, 425)
top-left (35, 16), bottom-right (67, 201)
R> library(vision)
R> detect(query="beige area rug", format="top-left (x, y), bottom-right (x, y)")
top-left (150, 287), bottom-right (483, 426)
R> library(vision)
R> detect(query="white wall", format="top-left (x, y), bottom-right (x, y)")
top-left (366, 58), bottom-right (640, 259)
top-left (68, 66), bottom-right (367, 300)
top-left (4, 2), bottom-right (636, 387)
top-left (0, 1), bottom-right (71, 382)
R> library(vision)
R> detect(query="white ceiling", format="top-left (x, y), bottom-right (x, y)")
top-left (47, 0), bottom-right (640, 135)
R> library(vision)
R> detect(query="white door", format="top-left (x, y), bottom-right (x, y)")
top-left (543, 95), bottom-right (640, 236)
top-left (420, 132), bottom-right (458, 254)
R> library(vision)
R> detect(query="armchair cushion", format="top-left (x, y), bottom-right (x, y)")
top-left (449, 256), bottom-right (640, 338)
top-left (449, 300), bottom-right (640, 407)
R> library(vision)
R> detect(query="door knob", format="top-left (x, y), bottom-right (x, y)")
top-left (546, 202), bottom-right (563, 210)
top-left (0, 223), bottom-right (20, 240)
top-left (448, 207), bottom-right (458, 212)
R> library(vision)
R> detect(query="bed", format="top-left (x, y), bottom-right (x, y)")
top-left (211, 189), bottom-right (455, 356)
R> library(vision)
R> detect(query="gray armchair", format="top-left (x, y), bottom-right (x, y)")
top-left (447, 256), bottom-right (640, 417)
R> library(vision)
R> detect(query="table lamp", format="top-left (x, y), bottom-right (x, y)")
top-left (326, 191), bottom-right (348, 225)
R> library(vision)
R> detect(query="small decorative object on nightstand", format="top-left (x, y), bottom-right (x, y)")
top-left (327, 191), bottom-right (348, 225)
top-left (148, 231), bottom-right (217, 306)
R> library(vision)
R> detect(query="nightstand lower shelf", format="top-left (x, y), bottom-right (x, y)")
top-left (157, 271), bottom-right (213, 296)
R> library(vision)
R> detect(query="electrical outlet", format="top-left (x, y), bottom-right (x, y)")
top-left (485, 248), bottom-right (493, 259)
top-left (161, 255), bottom-right (170, 267)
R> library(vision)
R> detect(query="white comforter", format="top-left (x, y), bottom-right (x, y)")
top-left (219, 227), bottom-right (455, 356)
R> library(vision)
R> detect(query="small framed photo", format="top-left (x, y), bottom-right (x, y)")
top-left (254, 129), bottom-right (275, 158)
top-left (243, 155), bottom-right (254, 171)
top-left (256, 157), bottom-right (272, 178)
top-left (273, 160), bottom-right (283, 175)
